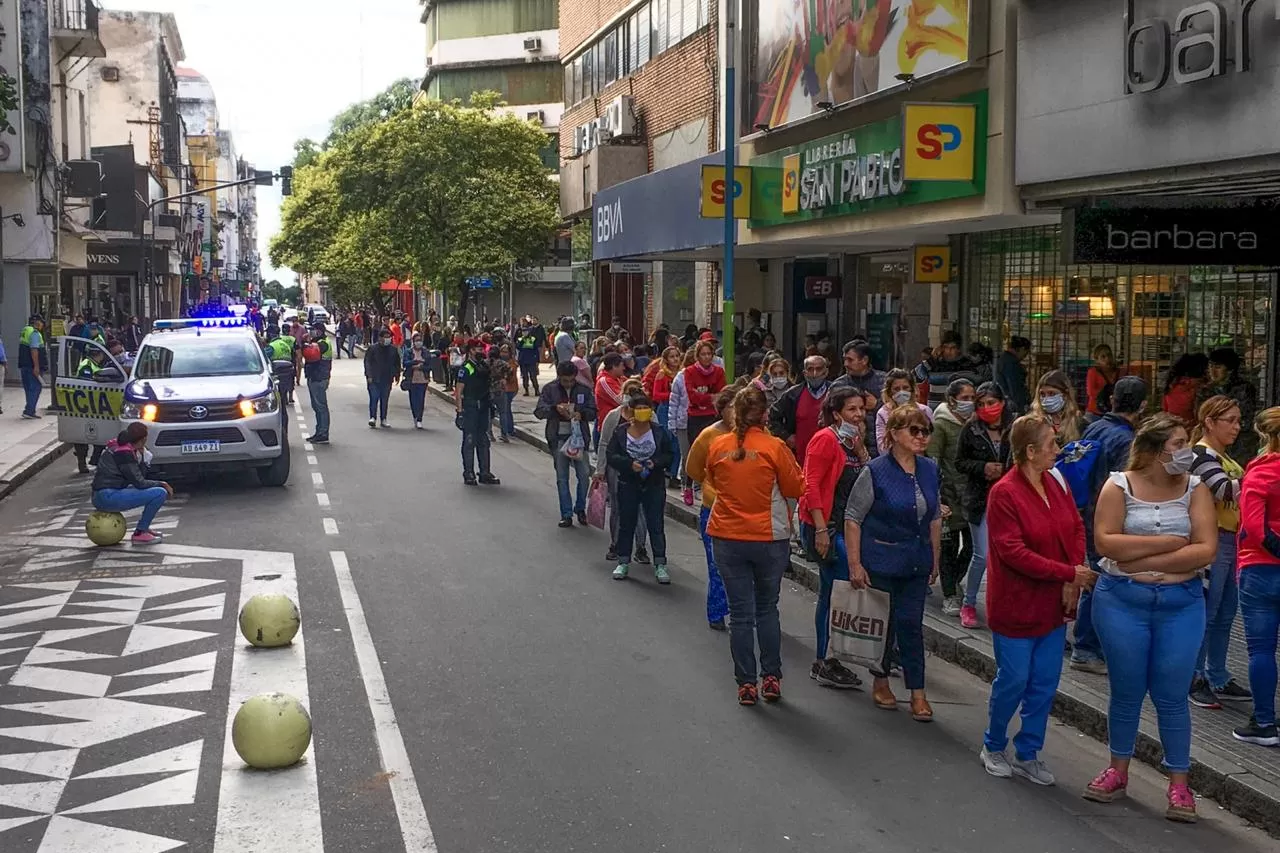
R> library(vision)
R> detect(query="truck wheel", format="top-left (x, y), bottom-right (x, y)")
top-left (257, 436), bottom-right (291, 487)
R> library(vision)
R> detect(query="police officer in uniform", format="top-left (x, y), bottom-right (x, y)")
top-left (266, 326), bottom-right (298, 405)
top-left (303, 322), bottom-right (333, 444)
top-left (73, 346), bottom-right (109, 473)
top-left (18, 315), bottom-right (46, 419)
top-left (454, 337), bottom-right (500, 486)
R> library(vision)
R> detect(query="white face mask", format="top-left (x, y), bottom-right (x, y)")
top-left (952, 400), bottom-right (975, 417)
top-left (836, 421), bottom-right (859, 442)
top-left (1163, 447), bottom-right (1196, 475)
top-left (1040, 393), bottom-right (1065, 414)
top-left (771, 376), bottom-right (789, 390)
top-left (892, 390), bottom-right (912, 406)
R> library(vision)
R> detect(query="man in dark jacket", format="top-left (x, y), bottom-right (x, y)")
top-left (993, 336), bottom-right (1032, 415)
top-left (304, 322), bottom-right (333, 443)
top-left (534, 361), bottom-right (597, 526)
top-left (363, 326), bottom-right (401, 428)
top-left (770, 355), bottom-right (832, 465)
top-left (515, 319), bottom-right (543, 396)
top-left (123, 316), bottom-right (144, 353)
top-left (455, 337), bottom-right (499, 485)
top-left (91, 422), bottom-right (172, 546)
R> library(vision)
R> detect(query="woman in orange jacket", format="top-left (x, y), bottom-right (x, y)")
top-left (705, 387), bottom-right (806, 706)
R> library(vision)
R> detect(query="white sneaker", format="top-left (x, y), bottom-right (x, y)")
top-left (1011, 756), bottom-right (1056, 786)
top-left (980, 746), bottom-right (1013, 778)
top-left (368, 418), bottom-right (376, 428)
top-left (942, 595), bottom-right (962, 616)
top-left (415, 421), bottom-right (423, 430)
top-left (380, 420), bottom-right (389, 428)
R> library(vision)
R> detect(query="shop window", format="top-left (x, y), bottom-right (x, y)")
top-left (965, 226), bottom-right (1274, 411)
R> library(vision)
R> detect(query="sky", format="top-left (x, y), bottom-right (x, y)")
top-left (103, 0), bottom-right (423, 284)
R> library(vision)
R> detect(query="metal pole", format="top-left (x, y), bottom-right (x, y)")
top-left (722, 1), bottom-right (737, 383)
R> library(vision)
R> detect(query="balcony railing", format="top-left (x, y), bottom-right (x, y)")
top-left (52, 0), bottom-right (100, 34)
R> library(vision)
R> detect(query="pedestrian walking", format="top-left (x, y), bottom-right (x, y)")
top-left (956, 382), bottom-right (1014, 628)
top-left (553, 317), bottom-right (577, 366)
top-left (1233, 406), bottom-right (1280, 748)
top-left (1086, 344), bottom-right (1122, 421)
top-left (17, 315), bottom-right (46, 418)
top-left (1085, 413), bottom-right (1215, 822)
top-left (705, 387), bottom-right (805, 705)
top-left (761, 356), bottom-right (792, 411)
top-left (928, 379), bottom-right (976, 616)
top-left (1199, 348), bottom-right (1258, 459)
top-left (535, 361), bottom-right (596, 527)
top-left (303, 322), bottom-right (333, 444)
top-left (1162, 353), bottom-right (1209, 425)
top-left (844, 405), bottom-right (942, 720)
top-left (91, 422), bottom-right (173, 546)
top-left (403, 333), bottom-right (432, 430)
top-left (364, 327), bottom-right (400, 428)
top-left (1189, 396), bottom-right (1251, 709)
top-left (670, 348), bottom-right (697, 504)
top-left (769, 355), bottom-right (831, 466)
top-left (683, 387), bottom-right (738, 630)
top-left (874, 368), bottom-right (934, 450)
top-left (454, 337), bottom-right (500, 486)
top-left (799, 386), bottom-right (869, 689)
top-left (596, 379), bottom-right (650, 562)
top-left (993, 336), bottom-right (1033, 415)
top-left (1030, 369), bottom-right (1086, 447)
top-left (649, 347), bottom-right (683, 486)
top-left (516, 319), bottom-right (542, 396)
top-left (683, 341), bottom-right (728, 461)
top-left (594, 352), bottom-right (626, 449)
top-left (980, 415), bottom-right (1093, 785)
top-left (494, 343), bottom-right (519, 442)
top-left (606, 392), bottom-right (676, 582)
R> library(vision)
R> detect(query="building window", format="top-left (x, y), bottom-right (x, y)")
top-left (565, 0), bottom-right (703, 107)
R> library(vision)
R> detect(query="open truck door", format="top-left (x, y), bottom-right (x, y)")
top-left (55, 336), bottom-right (128, 448)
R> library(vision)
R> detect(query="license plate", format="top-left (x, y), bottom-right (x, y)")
top-left (180, 440), bottom-right (220, 455)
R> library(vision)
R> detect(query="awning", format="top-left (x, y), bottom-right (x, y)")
top-left (379, 278), bottom-right (413, 292)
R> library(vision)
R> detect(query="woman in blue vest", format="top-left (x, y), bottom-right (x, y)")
top-left (844, 405), bottom-right (943, 720)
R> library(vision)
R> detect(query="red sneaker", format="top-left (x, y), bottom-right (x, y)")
top-left (960, 604), bottom-right (981, 629)
top-left (682, 488), bottom-right (695, 506)
top-left (761, 675), bottom-right (782, 703)
top-left (131, 531), bottom-right (160, 546)
top-left (737, 683), bottom-right (758, 706)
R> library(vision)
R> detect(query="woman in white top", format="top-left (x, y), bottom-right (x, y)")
top-left (875, 368), bottom-right (935, 450)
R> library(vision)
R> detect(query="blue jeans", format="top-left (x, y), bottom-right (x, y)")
top-left (552, 437), bottom-right (591, 519)
top-left (985, 625), bottom-right (1067, 761)
top-left (498, 390), bottom-right (516, 436)
top-left (1092, 575), bottom-right (1203, 772)
top-left (698, 506), bottom-right (729, 624)
top-left (616, 480), bottom-right (666, 563)
top-left (367, 380), bottom-right (391, 420)
top-left (800, 522), bottom-right (850, 660)
top-left (308, 379), bottom-right (330, 437)
top-left (408, 384), bottom-right (427, 421)
top-left (657, 404), bottom-right (680, 478)
top-left (460, 400), bottom-right (492, 478)
top-left (1196, 530), bottom-right (1240, 688)
top-left (20, 366), bottom-right (41, 416)
top-left (869, 571), bottom-right (930, 690)
top-left (712, 537), bottom-right (789, 685)
top-left (963, 513), bottom-right (988, 607)
top-left (93, 487), bottom-right (168, 533)
top-left (1239, 566), bottom-right (1280, 727)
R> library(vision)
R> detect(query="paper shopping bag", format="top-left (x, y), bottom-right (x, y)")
top-left (828, 581), bottom-right (891, 670)
top-left (586, 478), bottom-right (608, 529)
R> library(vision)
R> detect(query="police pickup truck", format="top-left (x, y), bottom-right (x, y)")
top-left (55, 316), bottom-right (292, 486)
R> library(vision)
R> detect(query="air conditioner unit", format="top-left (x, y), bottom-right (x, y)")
top-left (523, 37), bottom-right (542, 52)
top-left (525, 110), bottom-right (545, 123)
top-left (603, 95), bottom-right (637, 138)
top-left (596, 127), bottom-right (615, 143)
top-left (100, 66), bottom-right (120, 82)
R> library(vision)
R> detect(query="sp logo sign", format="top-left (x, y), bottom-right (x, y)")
top-left (919, 254), bottom-right (945, 273)
top-left (913, 245), bottom-right (952, 283)
top-left (915, 123), bottom-right (962, 161)
top-left (700, 165), bottom-right (752, 219)
top-left (902, 103), bottom-right (978, 182)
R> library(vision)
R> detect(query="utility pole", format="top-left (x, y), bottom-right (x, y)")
top-left (721, 1), bottom-right (737, 382)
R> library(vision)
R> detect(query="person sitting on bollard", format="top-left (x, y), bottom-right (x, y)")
top-left (91, 421), bottom-right (173, 546)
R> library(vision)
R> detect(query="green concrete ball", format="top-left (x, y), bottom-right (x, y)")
top-left (231, 692), bottom-right (313, 769)
top-left (85, 511), bottom-right (126, 546)
top-left (238, 593), bottom-right (301, 648)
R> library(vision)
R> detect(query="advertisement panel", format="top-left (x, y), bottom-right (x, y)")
top-left (700, 166), bottom-right (754, 219)
top-left (901, 102), bottom-right (977, 181)
top-left (1064, 205), bottom-right (1280, 266)
top-left (912, 245), bottom-right (951, 282)
top-left (592, 154), bottom-right (731, 260)
top-left (752, 0), bottom-right (972, 130)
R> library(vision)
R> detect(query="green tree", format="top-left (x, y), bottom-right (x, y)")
top-left (261, 279), bottom-right (283, 300)
top-left (292, 139), bottom-right (321, 170)
top-left (325, 78), bottom-right (421, 147)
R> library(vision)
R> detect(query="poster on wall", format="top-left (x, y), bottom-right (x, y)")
top-left (752, 0), bottom-right (972, 130)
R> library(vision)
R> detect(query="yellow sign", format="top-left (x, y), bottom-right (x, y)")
top-left (902, 103), bottom-right (978, 182)
top-left (780, 153), bottom-right (801, 215)
top-left (54, 383), bottom-right (124, 419)
top-left (50, 318), bottom-right (66, 337)
top-left (700, 165), bottom-right (753, 219)
top-left (913, 245), bottom-right (952, 283)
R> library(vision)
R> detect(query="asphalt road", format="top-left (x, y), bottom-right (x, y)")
top-left (0, 354), bottom-right (1274, 852)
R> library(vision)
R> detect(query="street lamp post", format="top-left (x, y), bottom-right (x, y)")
top-left (722, 1), bottom-right (737, 383)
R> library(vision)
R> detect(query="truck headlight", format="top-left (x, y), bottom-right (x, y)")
top-left (122, 402), bottom-right (142, 419)
top-left (240, 392), bottom-right (279, 416)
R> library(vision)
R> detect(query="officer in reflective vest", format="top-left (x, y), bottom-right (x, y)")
top-left (453, 337), bottom-right (500, 486)
top-left (72, 347), bottom-right (109, 473)
top-left (268, 331), bottom-right (298, 404)
top-left (302, 322), bottom-right (333, 444)
top-left (18, 315), bottom-right (45, 418)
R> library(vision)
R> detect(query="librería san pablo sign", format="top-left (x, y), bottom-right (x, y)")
top-left (792, 137), bottom-right (905, 213)
top-left (1124, 0), bottom-right (1276, 94)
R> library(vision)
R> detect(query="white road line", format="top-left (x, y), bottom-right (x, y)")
top-left (303, 443), bottom-right (314, 452)
top-left (311, 472), bottom-right (324, 487)
top-left (307, 455), bottom-right (318, 465)
top-left (322, 518), bottom-right (339, 535)
top-left (330, 551), bottom-right (437, 852)
top-left (316, 493), bottom-right (331, 507)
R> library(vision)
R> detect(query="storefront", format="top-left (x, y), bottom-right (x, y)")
top-left (991, 0), bottom-right (1280, 405)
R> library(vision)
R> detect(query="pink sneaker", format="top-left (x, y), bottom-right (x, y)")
top-left (1082, 767), bottom-right (1128, 803)
top-left (131, 531), bottom-right (160, 546)
top-left (682, 488), bottom-right (694, 506)
top-left (1166, 783), bottom-right (1197, 823)
top-left (959, 604), bottom-right (981, 629)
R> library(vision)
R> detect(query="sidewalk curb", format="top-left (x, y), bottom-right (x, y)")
top-left (0, 438), bottom-right (70, 501)
top-left (433, 392), bottom-right (1280, 836)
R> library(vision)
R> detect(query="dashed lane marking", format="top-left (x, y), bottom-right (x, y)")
top-left (322, 518), bottom-right (339, 536)
top-left (316, 493), bottom-right (330, 507)
top-left (303, 443), bottom-right (314, 452)
top-left (331, 551), bottom-right (438, 851)
top-left (311, 472), bottom-right (324, 488)
top-left (307, 455), bottom-right (318, 465)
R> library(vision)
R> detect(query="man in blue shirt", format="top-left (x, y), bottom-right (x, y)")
top-left (18, 315), bottom-right (46, 418)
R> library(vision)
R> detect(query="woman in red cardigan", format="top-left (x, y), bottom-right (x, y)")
top-left (980, 415), bottom-right (1095, 786)
top-left (683, 340), bottom-right (727, 451)
top-left (650, 347), bottom-right (683, 485)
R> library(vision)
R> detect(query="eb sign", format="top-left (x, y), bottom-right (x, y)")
top-left (803, 276), bottom-right (842, 300)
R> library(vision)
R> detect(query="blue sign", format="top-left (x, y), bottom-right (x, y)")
top-left (592, 153), bottom-right (729, 261)
top-left (466, 277), bottom-right (493, 290)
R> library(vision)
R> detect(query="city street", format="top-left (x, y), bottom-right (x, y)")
top-left (0, 355), bottom-right (1274, 852)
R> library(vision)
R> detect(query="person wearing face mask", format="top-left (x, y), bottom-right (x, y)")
top-left (1030, 370), bottom-right (1086, 448)
top-left (606, 392), bottom-right (677, 582)
top-left (875, 369), bottom-right (934, 451)
top-left (769, 355), bottom-right (831, 467)
top-left (993, 336), bottom-right (1033, 415)
top-left (1236, 406), bottom-right (1280, 748)
top-left (91, 422), bottom-right (173, 546)
top-left (669, 348), bottom-right (698, 505)
top-left (955, 383), bottom-right (1015, 629)
top-left (402, 333), bottom-right (431, 429)
top-left (979, 416), bottom-right (1094, 786)
top-left (454, 338), bottom-right (499, 486)
top-left (535, 361), bottom-right (597, 528)
top-left (800, 387), bottom-right (869, 689)
top-left (596, 379), bottom-right (651, 562)
top-left (364, 327), bottom-right (401, 428)
top-left (762, 356), bottom-right (792, 410)
top-left (682, 340), bottom-right (728, 455)
top-left (928, 379), bottom-right (977, 616)
top-left (649, 346), bottom-right (684, 488)
top-left (303, 322), bottom-right (333, 443)
top-left (1085, 413), bottom-right (1216, 822)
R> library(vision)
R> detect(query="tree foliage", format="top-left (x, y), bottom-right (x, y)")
top-left (325, 78), bottom-right (421, 147)
top-left (270, 88), bottom-right (559, 319)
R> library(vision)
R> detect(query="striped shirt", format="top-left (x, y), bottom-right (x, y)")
top-left (1191, 441), bottom-right (1242, 532)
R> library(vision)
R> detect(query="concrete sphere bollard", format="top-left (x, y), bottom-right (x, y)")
top-left (238, 593), bottom-right (301, 647)
top-left (85, 511), bottom-right (127, 546)
top-left (231, 693), bottom-right (313, 769)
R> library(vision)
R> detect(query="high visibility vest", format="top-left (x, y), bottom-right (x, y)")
top-left (18, 325), bottom-right (37, 369)
top-left (268, 338), bottom-right (292, 361)
top-left (77, 357), bottom-right (103, 378)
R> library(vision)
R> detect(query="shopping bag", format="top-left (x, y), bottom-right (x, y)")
top-left (561, 420), bottom-right (586, 460)
top-left (586, 478), bottom-right (607, 529)
top-left (827, 581), bottom-right (891, 670)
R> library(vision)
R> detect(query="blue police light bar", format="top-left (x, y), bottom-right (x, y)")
top-left (153, 317), bottom-right (251, 330)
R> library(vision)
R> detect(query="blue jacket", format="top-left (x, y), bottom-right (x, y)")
top-left (1080, 413), bottom-right (1136, 557)
top-left (859, 454), bottom-right (940, 578)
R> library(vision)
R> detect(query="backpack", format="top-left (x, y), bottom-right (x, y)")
top-left (1050, 439), bottom-right (1106, 509)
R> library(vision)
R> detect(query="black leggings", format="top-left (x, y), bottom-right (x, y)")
top-left (684, 414), bottom-right (717, 486)
top-left (938, 527), bottom-right (972, 598)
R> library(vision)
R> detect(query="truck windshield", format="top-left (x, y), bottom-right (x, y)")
top-left (134, 337), bottom-right (266, 378)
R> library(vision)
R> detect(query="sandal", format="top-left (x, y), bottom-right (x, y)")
top-left (872, 678), bottom-right (898, 710)
top-left (910, 696), bottom-right (934, 722)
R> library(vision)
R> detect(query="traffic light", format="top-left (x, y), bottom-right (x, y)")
top-left (280, 166), bottom-right (293, 196)
top-left (254, 169), bottom-right (275, 187)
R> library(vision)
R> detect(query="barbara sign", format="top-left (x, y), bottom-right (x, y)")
top-left (1124, 0), bottom-right (1276, 94)
top-left (1065, 206), bottom-right (1280, 264)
